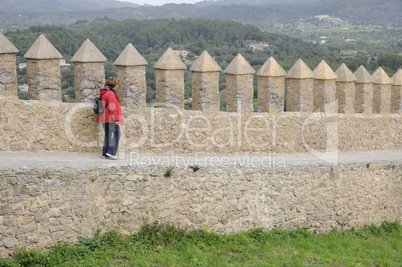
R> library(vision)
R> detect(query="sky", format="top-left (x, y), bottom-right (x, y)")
top-left (119, 0), bottom-right (202, 6)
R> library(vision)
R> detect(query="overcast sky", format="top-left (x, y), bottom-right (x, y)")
top-left (120, 0), bottom-right (201, 5)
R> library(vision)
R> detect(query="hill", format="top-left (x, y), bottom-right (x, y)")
top-left (2, 0), bottom-right (399, 57)
top-left (194, 0), bottom-right (315, 7)
top-left (0, 0), bottom-right (138, 14)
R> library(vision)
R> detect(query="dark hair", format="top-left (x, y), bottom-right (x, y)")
top-left (106, 76), bottom-right (119, 89)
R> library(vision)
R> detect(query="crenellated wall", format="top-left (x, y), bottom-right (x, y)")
top-left (0, 33), bottom-right (401, 154)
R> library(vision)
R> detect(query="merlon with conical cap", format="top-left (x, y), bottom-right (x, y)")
top-left (372, 67), bottom-right (392, 85)
top-left (0, 32), bottom-right (19, 54)
top-left (257, 57), bottom-right (286, 77)
top-left (24, 34), bottom-right (62, 59)
top-left (114, 43), bottom-right (148, 66)
top-left (286, 59), bottom-right (314, 79)
top-left (71, 39), bottom-right (107, 62)
top-left (313, 60), bottom-right (337, 80)
top-left (190, 51), bottom-right (221, 72)
top-left (391, 69), bottom-right (402, 85)
top-left (354, 65), bottom-right (374, 83)
top-left (154, 47), bottom-right (186, 70)
top-left (224, 53), bottom-right (255, 75)
top-left (335, 63), bottom-right (357, 82)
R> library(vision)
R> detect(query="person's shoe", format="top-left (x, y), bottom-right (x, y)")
top-left (106, 153), bottom-right (117, 160)
top-left (101, 154), bottom-right (110, 159)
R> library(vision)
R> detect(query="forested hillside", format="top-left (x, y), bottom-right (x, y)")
top-left (2, 0), bottom-right (399, 58)
top-left (195, 0), bottom-right (314, 7)
top-left (0, 0), bottom-right (138, 13)
top-left (5, 18), bottom-right (401, 104)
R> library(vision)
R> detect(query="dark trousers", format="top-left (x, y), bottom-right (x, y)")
top-left (102, 123), bottom-right (120, 156)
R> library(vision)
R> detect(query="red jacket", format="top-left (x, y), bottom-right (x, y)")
top-left (96, 86), bottom-right (124, 124)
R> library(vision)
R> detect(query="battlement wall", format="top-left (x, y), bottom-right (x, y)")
top-left (0, 97), bottom-right (401, 154)
top-left (0, 33), bottom-right (401, 154)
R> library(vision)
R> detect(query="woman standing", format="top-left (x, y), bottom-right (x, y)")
top-left (97, 77), bottom-right (124, 160)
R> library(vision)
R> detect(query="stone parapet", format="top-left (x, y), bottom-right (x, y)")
top-left (224, 54), bottom-right (255, 113)
top-left (1, 98), bottom-right (400, 154)
top-left (24, 35), bottom-right (62, 101)
top-left (190, 51), bottom-right (222, 113)
top-left (354, 66), bottom-right (374, 114)
top-left (313, 60), bottom-right (337, 113)
top-left (116, 66), bottom-right (147, 109)
top-left (154, 47), bottom-right (187, 109)
top-left (73, 62), bottom-right (105, 103)
top-left (391, 69), bottom-right (402, 114)
top-left (71, 39), bottom-right (107, 103)
top-left (335, 64), bottom-right (356, 114)
top-left (155, 69), bottom-right (185, 108)
top-left (0, 54), bottom-right (18, 98)
top-left (114, 44), bottom-right (148, 109)
top-left (26, 59), bottom-right (62, 101)
top-left (257, 57), bottom-right (286, 113)
top-left (372, 67), bottom-right (392, 114)
top-left (285, 59), bottom-right (314, 112)
top-left (0, 33), bottom-right (18, 98)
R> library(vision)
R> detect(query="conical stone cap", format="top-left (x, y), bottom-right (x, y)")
top-left (354, 65), bottom-right (374, 84)
top-left (71, 39), bottom-right (107, 63)
top-left (285, 59), bottom-right (314, 79)
top-left (335, 63), bottom-right (357, 82)
top-left (257, 57), bottom-right (286, 77)
top-left (154, 47), bottom-right (187, 70)
top-left (391, 69), bottom-right (402, 86)
top-left (313, 60), bottom-right (337, 80)
top-left (190, 51), bottom-right (221, 72)
top-left (24, 34), bottom-right (62, 59)
top-left (372, 67), bottom-right (392, 85)
top-left (224, 54), bottom-right (255, 75)
top-left (114, 43), bottom-right (148, 66)
top-left (0, 32), bottom-right (19, 54)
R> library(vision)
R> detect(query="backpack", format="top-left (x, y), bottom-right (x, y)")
top-left (93, 95), bottom-right (105, 114)
top-left (93, 87), bottom-right (111, 115)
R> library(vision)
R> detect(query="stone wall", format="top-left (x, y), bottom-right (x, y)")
top-left (1, 162), bottom-right (400, 257)
top-left (1, 97), bottom-right (401, 154)
top-left (0, 54), bottom-right (18, 98)
top-left (27, 59), bottom-right (62, 101)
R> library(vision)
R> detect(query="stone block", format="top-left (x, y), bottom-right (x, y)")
top-left (2, 237), bottom-right (17, 248)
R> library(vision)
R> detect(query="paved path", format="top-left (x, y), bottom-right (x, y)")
top-left (0, 150), bottom-right (401, 170)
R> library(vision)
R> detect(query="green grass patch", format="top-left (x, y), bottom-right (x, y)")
top-left (1, 221), bottom-right (400, 266)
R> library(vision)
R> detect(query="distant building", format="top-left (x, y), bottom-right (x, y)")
top-left (247, 42), bottom-right (269, 51)
top-left (319, 40), bottom-right (326, 45)
top-left (59, 59), bottom-right (70, 69)
top-left (315, 14), bottom-right (345, 24)
top-left (340, 50), bottom-right (358, 57)
top-left (18, 84), bottom-right (28, 92)
top-left (315, 15), bottom-right (329, 21)
top-left (19, 59), bottom-right (70, 69)
top-left (173, 50), bottom-right (189, 59)
top-left (345, 39), bottom-right (356, 43)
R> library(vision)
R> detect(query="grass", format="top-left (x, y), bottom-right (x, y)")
top-left (1, 221), bottom-right (400, 266)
